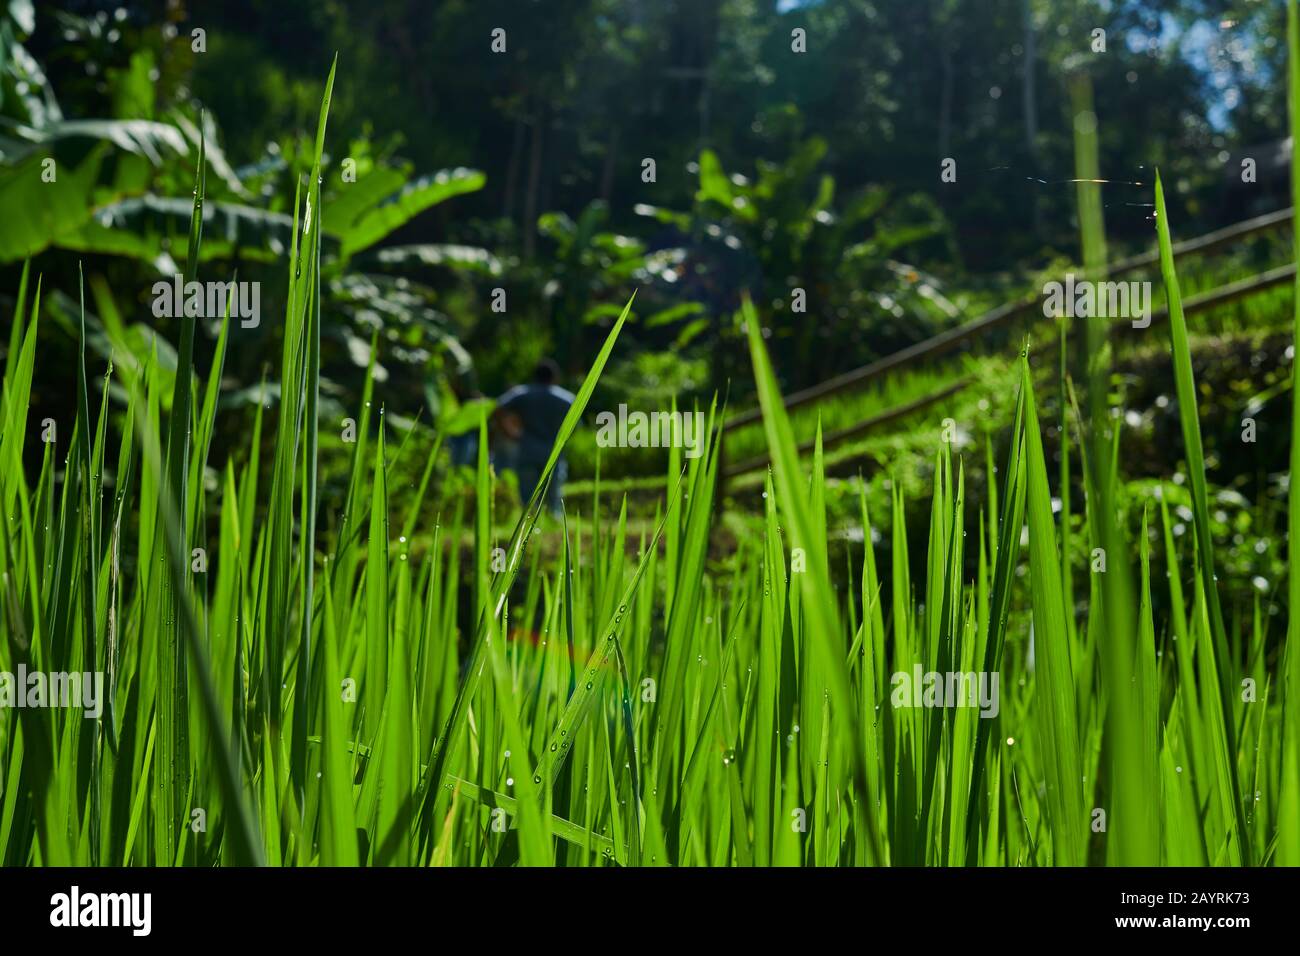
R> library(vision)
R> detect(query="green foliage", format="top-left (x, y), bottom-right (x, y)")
top-left (633, 140), bottom-right (952, 398)
top-left (0, 6), bottom-right (1295, 871)
top-left (0, 156), bottom-right (1291, 864)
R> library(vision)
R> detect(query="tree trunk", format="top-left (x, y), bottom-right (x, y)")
top-left (1022, 0), bottom-right (1042, 238)
top-left (503, 110), bottom-right (526, 221)
top-left (523, 102), bottom-right (545, 260)
top-left (600, 127), bottom-right (619, 204)
top-left (938, 34), bottom-right (953, 160)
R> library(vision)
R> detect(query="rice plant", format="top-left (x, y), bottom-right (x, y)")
top-left (1, 21), bottom-right (1298, 866)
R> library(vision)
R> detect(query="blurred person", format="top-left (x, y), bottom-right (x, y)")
top-left (492, 358), bottom-right (574, 515)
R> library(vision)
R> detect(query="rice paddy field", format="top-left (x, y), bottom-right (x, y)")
top-left (2, 10), bottom-right (1300, 875)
